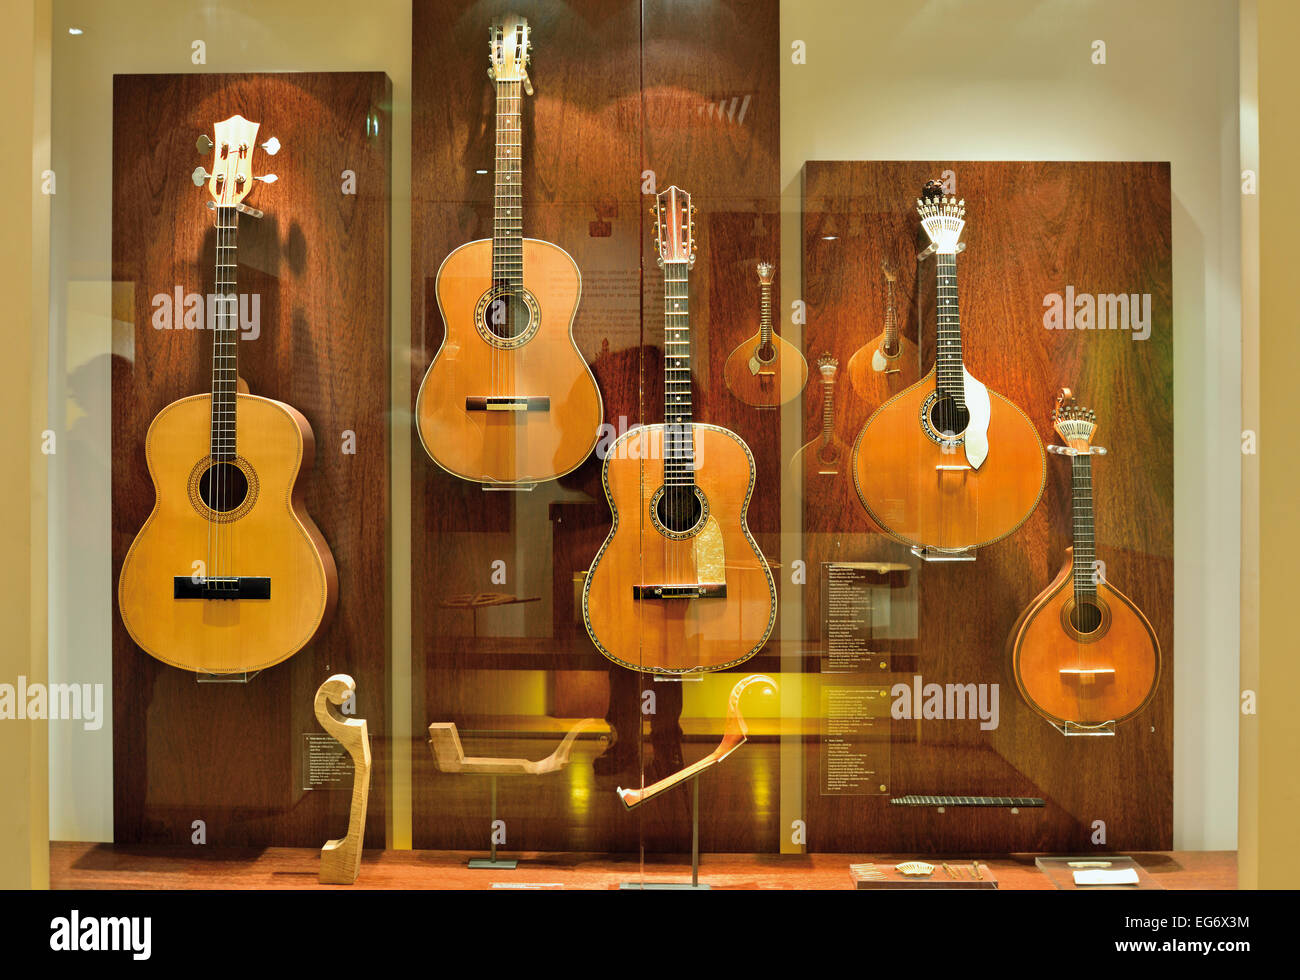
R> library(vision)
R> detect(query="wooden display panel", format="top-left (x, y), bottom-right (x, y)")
top-left (111, 72), bottom-right (391, 847)
top-left (410, 0), bottom-right (779, 854)
top-left (802, 161), bottom-right (1173, 852)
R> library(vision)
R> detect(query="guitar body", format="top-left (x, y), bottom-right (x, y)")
top-left (792, 432), bottom-right (852, 482)
top-left (415, 237), bottom-right (602, 483)
top-left (1009, 548), bottom-right (1161, 727)
top-left (723, 332), bottom-right (808, 408)
top-left (846, 331), bottom-right (920, 404)
top-left (852, 368), bottom-right (1045, 551)
top-left (583, 424), bottom-right (777, 673)
top-left (118, 392), bottom-right (337, 674)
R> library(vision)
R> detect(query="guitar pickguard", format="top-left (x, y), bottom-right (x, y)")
top-left (962, 368), bottom-right (991, 469)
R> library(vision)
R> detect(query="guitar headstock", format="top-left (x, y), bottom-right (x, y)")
top-left (756, 261), bottom-right (775, 285)
top-left (489, 14), bottom-right (534, 95)
top-left (881, 259), bottom-right (897, 283)
top-left (1052, 388), bottom-right (1098, 450)
top-left (917, 179), bottom-right (965, 255)
top-left (817, 352), bottom-right (839, 381)
top-left (192, 114), bottom-right (278, 209)
top-left (652, 185), bottom-right (696, 269)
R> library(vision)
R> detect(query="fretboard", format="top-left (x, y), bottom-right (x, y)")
top-left (663, 261), bottom-right (695, 487)
top-left (759, 280), bottom-right (773, 349)
top-left (1071, 453), bottom-right (1097, 599)
top-left (889, 795), bottom-right (1045, 808)
top-left (492, 79), bottom-right (524, 290)
top-left (820, 378), bottom-right (835, 441)
top-left (211, 205), bottom-right (240, 461)
top-left (935, 253), bottom-right (965, 403)
top-left (884, 276), bottom-right (898, 349)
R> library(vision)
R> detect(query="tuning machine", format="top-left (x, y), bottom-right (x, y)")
top-left (192, 166), bottom-right (213, 187)
top-left (196, 134), bottom-right (213, 155)
top-left (260, 136), bottom-right (281, 156)
top-left (254, 174), bottom-right (278, 184)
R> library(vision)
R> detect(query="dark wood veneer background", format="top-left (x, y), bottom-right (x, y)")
top-left (111, 72), bottom-right (391, 847)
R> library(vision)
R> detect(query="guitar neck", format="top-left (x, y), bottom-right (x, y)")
top-left (211, 205), bottom-right (240, 461)
top-left (883, 276), bottom-right (898, 347)
top-left (759, 279), bottom-right (773, 348)
top-left (820, 376), bottom-right (835, 441)
top-left (935, 253), bottom-right (965, 404)
top-left (492, 78), bottom-right (524, 289)
top-left (1071, 453), bottom-right (1097, 599)
top-left (663, 260), bottom-right (695, 487)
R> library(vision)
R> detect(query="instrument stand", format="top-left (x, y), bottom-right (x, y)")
top-left (1052, 719), bottom-right (1116, 737)
top-left (482, 483), bottom-right (537, 493)
top-left (196, 670), bottom-right (261, 684)
top-left (620, 775), bottom-right (710, 890)
top-left (468, 774), bottom-right (518, 870)
top-left (909, 545), bottom-right (976, 563)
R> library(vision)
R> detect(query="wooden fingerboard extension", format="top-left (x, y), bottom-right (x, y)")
top-left (890, 795), bottom-right (1045, 808)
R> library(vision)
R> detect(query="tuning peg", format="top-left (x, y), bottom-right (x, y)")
top-left (260, 137), bottom-right (281, 156)
top-left (196, 134), bottom-right (213, 155)
top-left (191, 167), bottom-right (212, 187)
top-left (254, 173), bottom-right (278, 184)
top-left (522, 73), bottom-right (534, 97)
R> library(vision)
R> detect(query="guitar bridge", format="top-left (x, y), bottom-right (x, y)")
top-left (632, 584), bottom-right (727, 600)
top-left (174, 576), bottom-right (270, 600)
top-left (1059, 667), bottom-right (1116, 685)
top-left (465, 396), bottom-right (550, 412)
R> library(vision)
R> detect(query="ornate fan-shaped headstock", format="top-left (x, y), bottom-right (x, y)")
top-left (917, 179), bottom-right (965, 255)
top-left (816, 352), bottom-right (838, 381)
top-left (881, 259), bottom-right (897, 283)
top-left (756, 261), bottom-right (775, 285)
top-left (1052, 388), bottom-right (1098, 450)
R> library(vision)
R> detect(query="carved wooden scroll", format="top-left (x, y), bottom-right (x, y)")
top-left (428, 718), bottom-right (599, 775)
top-left (617, 674), bottom-right (778, 808)
top-left (315, 674), bottom-right (371, 885)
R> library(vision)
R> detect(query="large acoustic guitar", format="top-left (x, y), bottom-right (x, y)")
top-left (415, 14), bottom-right (602, 485)
top-left (851, 181), bottom-right (1045, 552)
top-left (118, 114), bottom-right (337, 674)
top-left (582, 186), bottom-right (776, 674)
top-left (723, 262), bottom-right (807, 408)
top-left (1008, 391), bottom-right (1160, 729)
top-left (846, 260), bottom-right (919, 402)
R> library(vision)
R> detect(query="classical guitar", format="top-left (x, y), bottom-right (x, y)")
top-left (851, 181), bottom-right (1045, 552)
top-left (415, 14), bottom-right (602, 485)
top-left (1008, 391), bottom-right (1160, 729)
top-left (118, 115), bottom-right (336, 674)
top-left (583, 186), bottom-right (776, 674)
top-left (791, 353), bottom-right (850, 482)
top-left (723, 262), bottom-right (807, 407)
top-left (846, 260), bottom-right (919, 402)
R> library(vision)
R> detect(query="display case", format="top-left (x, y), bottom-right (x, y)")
top-left (6, 0), bottom-right (1287, 912)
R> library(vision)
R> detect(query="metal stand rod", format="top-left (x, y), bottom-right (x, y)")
top-left (691, 774), bottom-right (700, 888)
top-left (489, 773), bottom-right (498, 863)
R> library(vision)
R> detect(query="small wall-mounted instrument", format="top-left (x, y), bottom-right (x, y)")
top-left (582, 186), bottom-right (776, 673)
top-left (315, 674), bottom-right (371, 885)
top-left (791, 353), bottom-right (850, 480)
top-left (846, 260), bottom-right (919, 402)
top-left (117, 114), bottom-right (337, 674)
top-left (851, 181), bottom-right (1045, 553)
top-left (1008, 390), bottom-right (1160, 730)
top-left (723, 262), bottom-right (807, 407)
top-left (415, 14), bottom-right (603, 486)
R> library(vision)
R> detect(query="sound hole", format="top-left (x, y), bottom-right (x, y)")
top-left (485, 291), bottom-right (533, 341)
top-left (1070, 599), bottom-right (1104, 635)
top-left (199, 462), bottom-right (249, 513)
top-left (928, 394), bottom-right (970, 439)
top-left (756, 341), bottom-right (776, 362)
top-left (656, 487), bottom-right (703, 535)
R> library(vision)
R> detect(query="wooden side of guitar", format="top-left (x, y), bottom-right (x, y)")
top-left (118, 393), bottom-right (337, 674)
top-left (852, 369), bottom-right (1046, 551)
top-left (723, 332), bottom-right (808, 408)
top-left (845, 331), bottom-right (920, 404)
top-left (1009, 547), bottom-right (1161, 727)
top-left (583, 424), bottom-right (776, 673)
top-left (415, 237), bottom-right (602, 484)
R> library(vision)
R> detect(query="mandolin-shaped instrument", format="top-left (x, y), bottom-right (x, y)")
top-left (1008, 391), bottom-right (1160, 729)
top-left (846, 260), bottom-right (919, 402)
top-left (118, 115), bottom-right (337, 674)
top-left (415, 15), bottom-right (603, 485)
top-left (851, 181), bottom-right (1045, 553)
top-left (791, 353), bottom-right (851, 482)
top-left (723, 261), bottom-right (807, 407)
top-left (582, 186), bottom-right (776, 673)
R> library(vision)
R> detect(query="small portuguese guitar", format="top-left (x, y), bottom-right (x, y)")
top-left (723, 261), bottom-right (807, 408)
top-left (1008, 391), bottom-right (1160, 730)
top-left (582, 186), bottom-right (776, 674)
top-left (846, 260), bottom-right (919, 402)
top-left (118, 114), bottom-right (337, 674)
top-left (851, 181), bottom-right (1045, 552)
top-left (415, 15), bottom-right (602, 485)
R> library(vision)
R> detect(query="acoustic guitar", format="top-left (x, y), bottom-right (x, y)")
top-left (723, 262), bottom-right (807, 407)
top-left (582, 186), bottom-right (776, 674)
top-left (118, 114), bottom-right (337, 674)
top-left (851, 181), bottom-right (1045, 552)
top-left (415, 14), bottom-right (603, 485)
top-left (846, 260), bottom-right (919, 402)
top-left (1008, 390), bottom-right (1160, 729)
